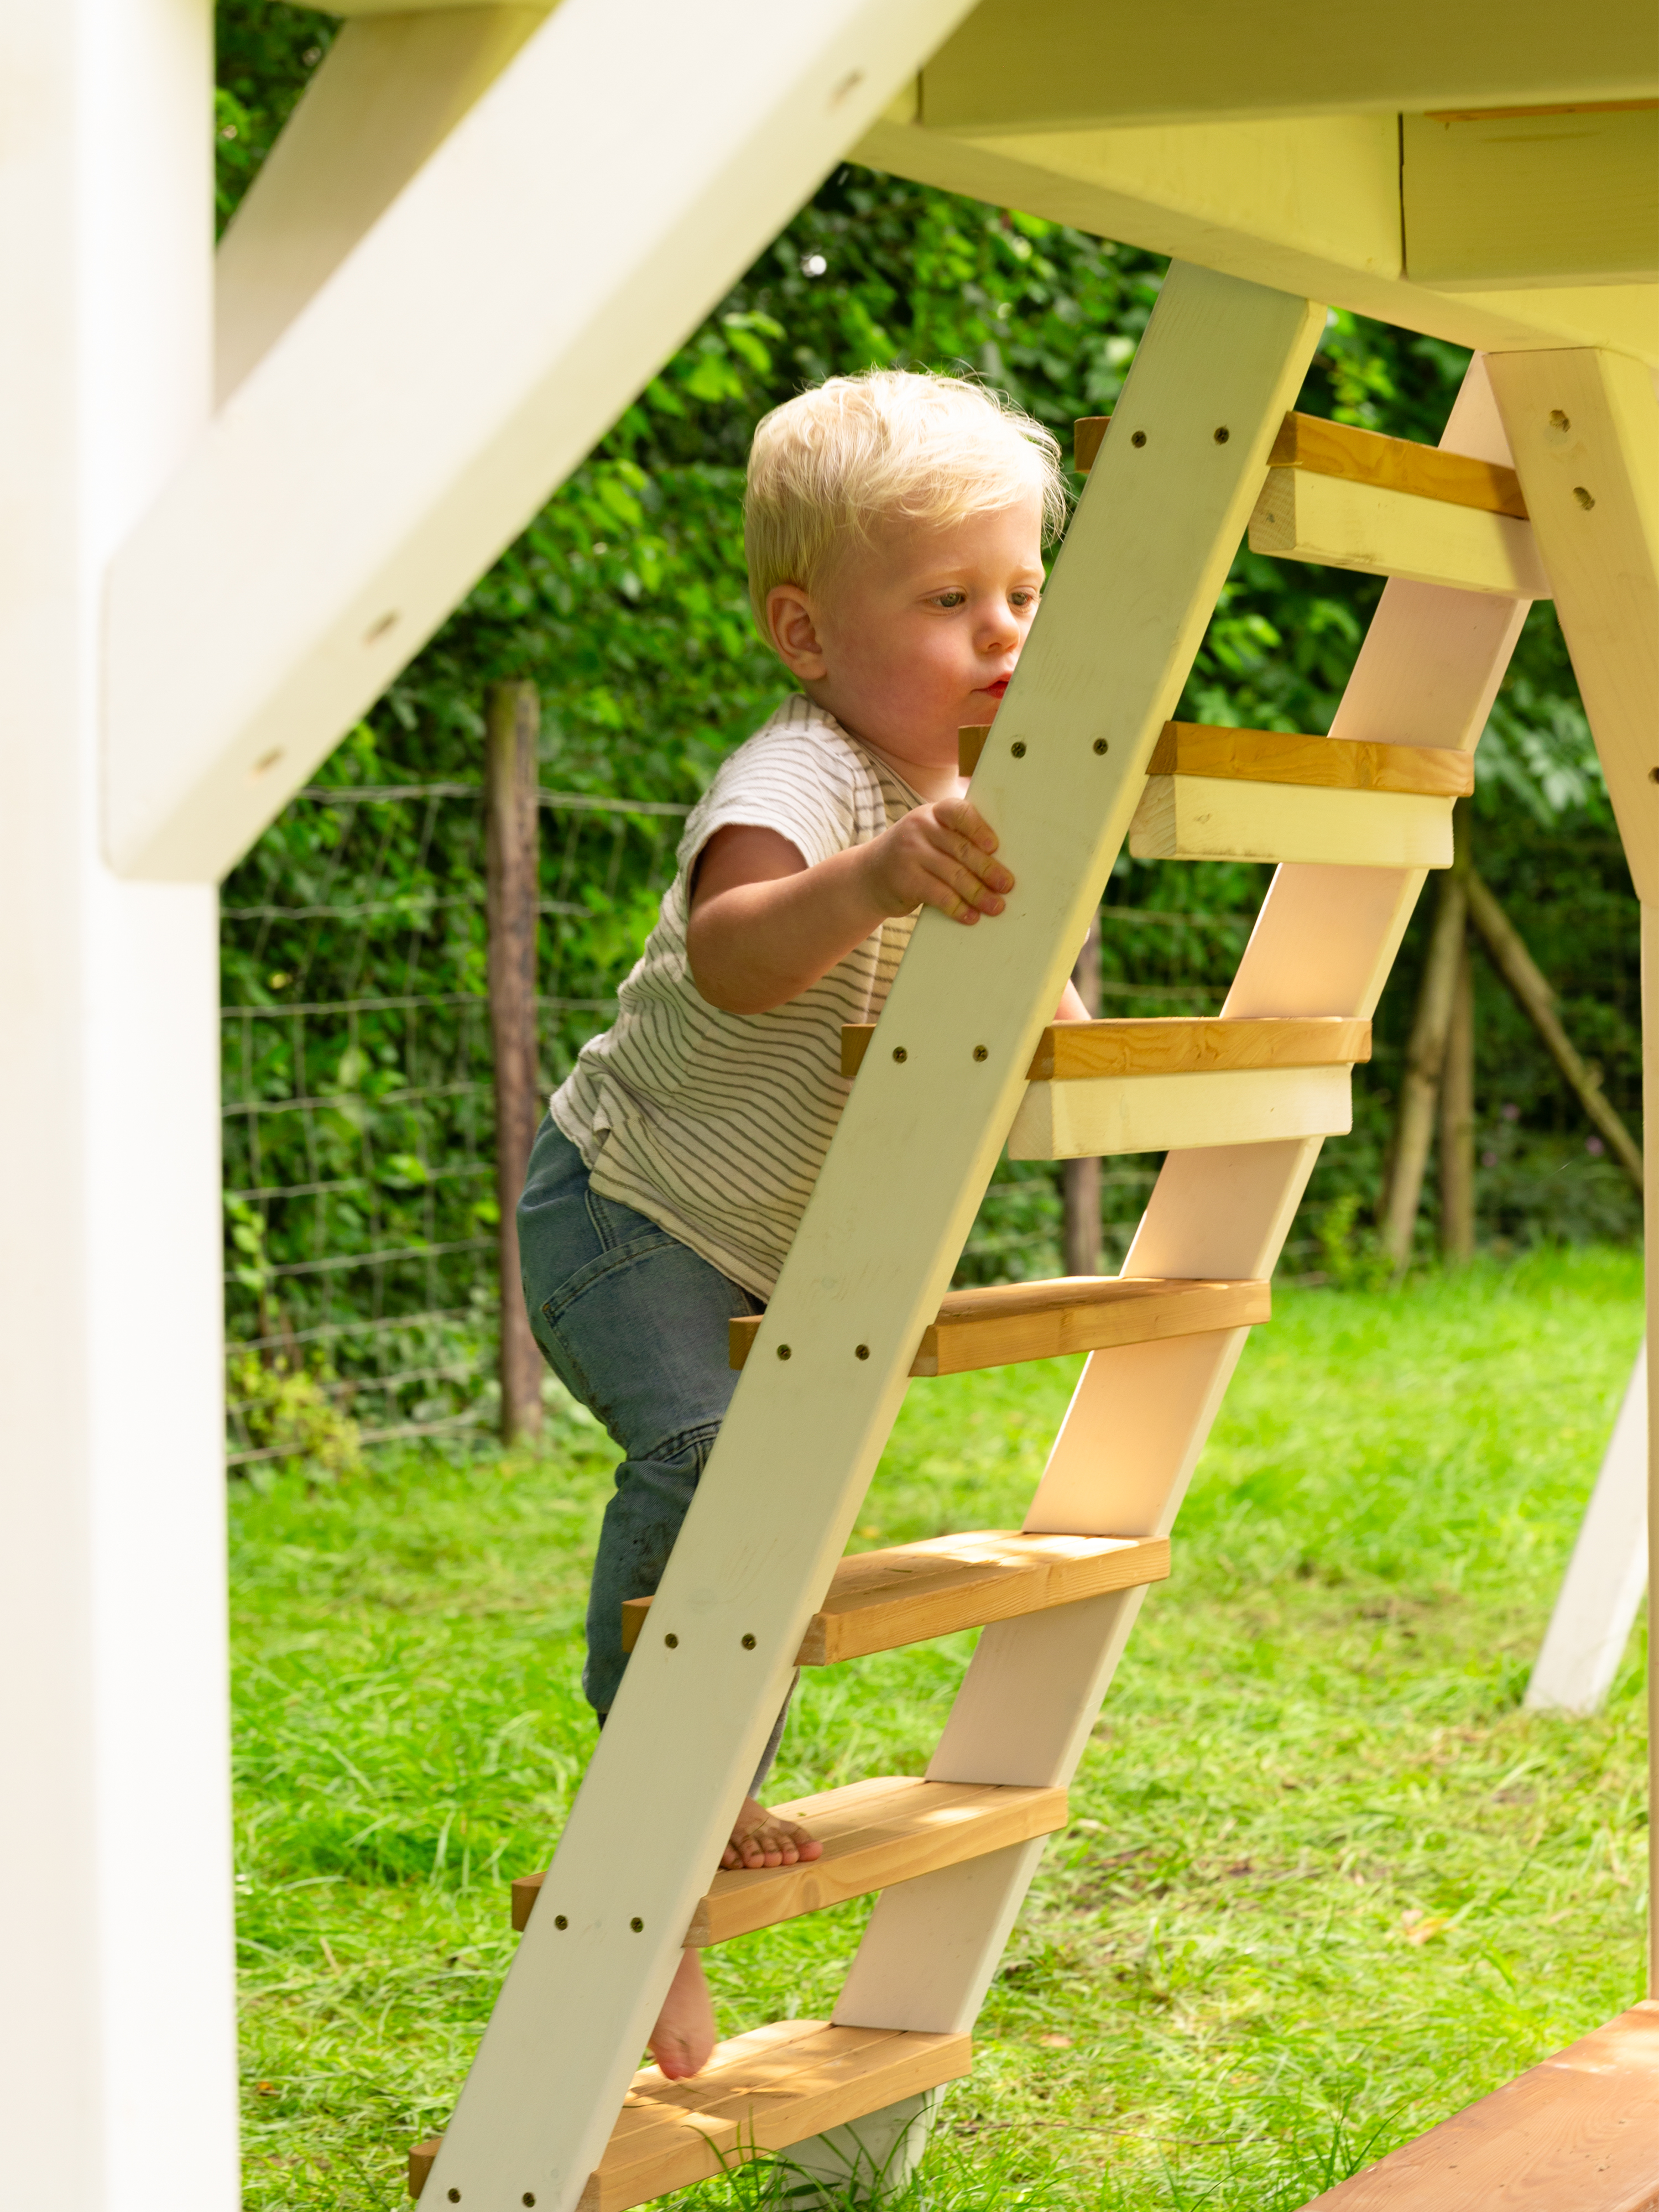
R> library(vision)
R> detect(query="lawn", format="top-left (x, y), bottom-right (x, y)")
top-left (233, 1245), bottom-right (1648, 2210)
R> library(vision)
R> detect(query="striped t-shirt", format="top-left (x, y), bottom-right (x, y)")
top-left (549, 696), bottom-right (921, 1298)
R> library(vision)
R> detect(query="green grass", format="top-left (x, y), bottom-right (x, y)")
top-left (233, 1245), bottom-right (1648, 2209)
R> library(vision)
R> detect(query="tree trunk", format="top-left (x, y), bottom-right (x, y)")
top-left (486, 681), bottom-right (544, 1442)
top-left (1062, 912), bottom-right (1102, 1276)
top-left (1379, 872), bottom-right (1468, 1271)
top-left (1439, 935), bottom-right (1475, 1261)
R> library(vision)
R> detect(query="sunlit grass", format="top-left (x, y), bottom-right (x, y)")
top-left (233, 1245), bottom-right (1647, 2208)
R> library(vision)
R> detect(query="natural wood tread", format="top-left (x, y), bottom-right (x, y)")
top-left (1298, 2000), bottom-right (1659, 2210)
top-left (409, 2018), bottom-right (972, 2209)
top-left (841, 1015), bottom-right (1370, 1082)
top-left (1075, 409), bottom-right (1526, 518)
top-left (624, 1528), bottom-right (1170, 1667)
top-left (1148, 720), bottom-right (1473, 797)
top-left (513, 1773), bottom-right (1068, 1944)
top-left (732, 1271), bottom-right (1267, 1376)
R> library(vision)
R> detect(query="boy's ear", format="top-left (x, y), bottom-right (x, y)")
top-left (765, 584), bottom-right (828, 680)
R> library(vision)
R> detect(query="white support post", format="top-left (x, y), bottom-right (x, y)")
top-left (830, 356), bottom-right (1533, 2074)
top-left (1488, 345), bottom-right (1659, 1994)
top-left (420, 262), bottom-right (1324, 2212)
top-left (0, 7), bottom-right (236, 2211)
top-left (1526, 1348), bottom-right (1648, 1717)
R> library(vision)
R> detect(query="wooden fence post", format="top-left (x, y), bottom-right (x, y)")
top-left (486, 680), bottom-right (544, 1443)
top-left (1062, 910), bottom-right (1102, 1275)
top-left (1379, 870), bottom-right (1468, 1271)
top-left (1439, 932), bottom-right (1476, 1260)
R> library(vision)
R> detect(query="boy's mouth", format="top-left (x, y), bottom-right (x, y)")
top-left (979, 678), bottom-right (1009, 698)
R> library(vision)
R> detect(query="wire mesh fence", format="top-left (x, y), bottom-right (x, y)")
top-left (219, 734), bottom-right (1262, 1467)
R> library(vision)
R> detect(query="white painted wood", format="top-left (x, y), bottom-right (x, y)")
top-left (0, 7), bottom-right (237, 2210)
top-left (1488, 347), bottom-right (1659, 901)
top-left (919, 0), bottom-right (1659, 131)
top-left (1129, 773), bottom-right (1454, 868)
top-left (1249, 465), bottom-right (1552, 597)
top-left (855, 109), bottom-right (1659, 368)
top-left (1647, 906), bottom-right (1658, 2000)
top-left (418, 265), bottom-right (1324, 2212)
top-left (1005, 1062), bottom-right (1352, 1160)
top-left (216, 7), bottom-right (550, 403)
top-left (830, 352), bottom-right (1535, 2049)
top-left (104, 0), bottom-right (983, 882)
top-left (1525, 1349), bottom-right (1647, 1717)
top-left (1404, 107), bottom-right (1659, 291)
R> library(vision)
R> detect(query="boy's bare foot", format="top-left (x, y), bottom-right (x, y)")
top-left (649, 1948), bottom-right (717, 2081)
top-left (720, 1794), bottom-right (825, 1871)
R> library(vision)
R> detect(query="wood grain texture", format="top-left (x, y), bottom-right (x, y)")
top-left (1146, 719), bottom-right (1475, 794)
top-left (1300, 2000), bottom-right (1659, 2210)
top-left (1008, 1062), bottom-right (1353, 1160)
top-left (1129, 774), bottom-right (1455, 868)
top-left (623, 1530), bottom-right (1170, 1667)
top-left (1268, 410), bottom-right (1528, 517)
top-left (730, 1272), bottom-right (1270, 1376)
top-left (512, 1775), bottom-right (1069, 1944)
top-left (1249, 466), bottom-right (1551, 597)
top-left (408, 2021), bottom-right (972, 2206)
top-left (959, 723), bottom-right (992, 774)
top-left (842, 1015), bottom-right (1370, 1082)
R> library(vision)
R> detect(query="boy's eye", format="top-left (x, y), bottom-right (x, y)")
top-left (1011, 588), bottom-right (1040, 609)
top-left (933, 589), bottom-right (968, 608)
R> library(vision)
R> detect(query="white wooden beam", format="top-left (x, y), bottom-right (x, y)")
top-left (418, 261), bottom-right (1324, 2212)
top-left (854, 111), bottom-right (1659, 365)
top-left (216, 6), bottom-right (551, 404)
top-left (0, 4), bottom-right (236, 2208)
top-left (1404, 107), bottom-right (1659, 292)
top-left (831, 352), bottom-right (1532, 2056)
top-left (916, 0), bottom-right (1658, 132)
top-left (104, 0), bottom-right (983, 882)
top-left (1525, 1348), bottom-right (1647, 1717)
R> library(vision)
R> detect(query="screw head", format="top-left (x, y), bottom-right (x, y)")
top-left (447, 2193), bottom-right (461, 2205)
top-left (554, 1913), bottom-right (568, 1929)
top-left (855, 1344), bottom-right (870, 1360)
top-left (973, 1045), bottom-right (988, 1062)
top-left (524, 2196), bottom-right (538, 2207)
top-left (1010, 740), bottom-right (1027, 758)
top-left (776, 1343), bottom-right (792, 1360)
top-left (664, 1632), bottom-right (678, 1648)
top-left (630, 1916), bottom-right (644, 1931)
top-left (1130, 430), bottom-right (1147, 448)
top-left (742, 1633), bottom-right (757, 1650)
top-left (1649, 768), bottom-right (1659, 784)
top-left (1213, 426), bottom-right (1230, 444)
top-left (1093, 738), bottom-right (1108, 755)
top-left (892, 1046), bottom-right (907, 1062)
top-left (1550, 409), bottom-right (1571, 430)
top-left (1573, 485), bottom-right (1595, 510)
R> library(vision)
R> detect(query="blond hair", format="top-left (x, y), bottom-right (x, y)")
top-left (743, 369), bottom-right (1066, 637)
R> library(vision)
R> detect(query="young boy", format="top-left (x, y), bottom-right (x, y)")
top-left (517, 368), bottom-right (1079, 2078)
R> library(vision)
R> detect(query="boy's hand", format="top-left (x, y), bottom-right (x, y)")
top-left (860, 798), bottom-right (1013, 926)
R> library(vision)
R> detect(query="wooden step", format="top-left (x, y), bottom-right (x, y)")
top-left (1076, 409), bottom-right (1527, 519)
top-left (409, 2019), bottom-right (972, 2208)
top-left (1297, 2001), bottom-right (1659, 2211)
top-left (512, 1773), bottom-right (1068, 1942)
top-left (841, 1014), bottom-right (1370, 1083)
top-left (1075, 409), bottom-right (1548, 596)
top-left (624, 1527), bottom-right (1170, 1666)
top-left (1129, 717), bottom-right (1469, 868)
top-left (731, 1271), bottom-right (1269, 1377)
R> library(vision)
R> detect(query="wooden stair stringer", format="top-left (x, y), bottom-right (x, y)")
top-left (824, 351), bottom-right (1534, 2051)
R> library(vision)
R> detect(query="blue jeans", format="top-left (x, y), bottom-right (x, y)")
top-left (517, 1118), bottom-right (791, 1778)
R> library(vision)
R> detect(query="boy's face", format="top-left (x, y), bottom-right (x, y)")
top-left (765, 495), bottom-right (1045, 780)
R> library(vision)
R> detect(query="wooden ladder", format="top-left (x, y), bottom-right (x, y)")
top-left (407, 264), bottom-right (1658, 2212)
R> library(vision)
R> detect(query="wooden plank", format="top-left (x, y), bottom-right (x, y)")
top-left (1147, 719), bottom-right (1476, 794)
top-left (731, 1271), bottom-right (1269, 1377)
top-left (623, 1530), bottom-right (1170, 1668)
top-left (1267, 411), bottom-right (1528, 518)
top-left (1405, 105), bottom-right (1659, 290)
top-left (1130, 774), bottom-right (1454, 868)
top-left (1248, 466), bottom-right (1552, 596)
top-left (409, 2021), bottom-right (972, 2206)
top-left (1008, 1062), bottom-right (1352, 1160)
top-left (842, 1014), bottom-right (1370, 1082)
top-left (512, 1774), bottom-right (1069, 1943)
top-left (1300, 2002), bottom-right (1659, 2210)
top-left (959, 723), bottom-right (991, 775)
